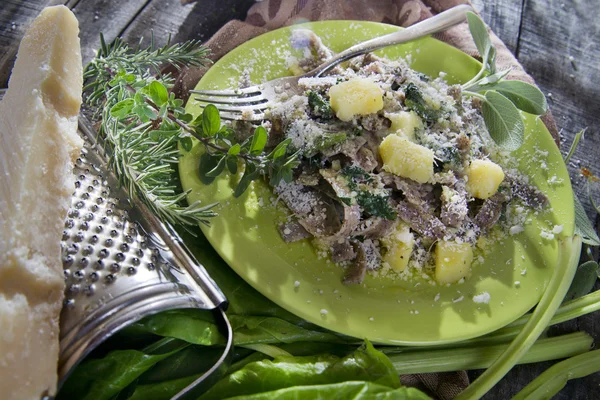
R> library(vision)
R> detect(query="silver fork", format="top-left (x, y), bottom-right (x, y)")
top-left (191, 4), bottom-right (473, 122)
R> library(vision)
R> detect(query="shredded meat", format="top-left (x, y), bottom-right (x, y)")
top-left (474, 192), bottom-right (507, 230)
top-left (279, 222), bottom-right (312, 242)
top-left (396, 201), bottom-right (445, 240)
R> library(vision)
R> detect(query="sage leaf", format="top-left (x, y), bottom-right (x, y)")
top-left (467, 69), bottom-right (511, 92)
top-left (202, 104), bottom-right (221, 136)
top-left (564, 260), bottom-right (599, 302)
top-left (493, 80), bottom-right (548, 115)
top-left (250, 126), bottom-right (268, 155)
top-left (574, 194), bottom-right (600, 246)
top-left (482, 91), bottom-right (524, 151)
top-left (110, 99), bottom-right (135, 118)
top-left (467, 12), bottom-right (493, 66)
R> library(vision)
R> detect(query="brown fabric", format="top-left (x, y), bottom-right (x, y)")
top-left (176, 0), bottom-right (558, 145)
top-left (174, 1), bottom-right (560, 398)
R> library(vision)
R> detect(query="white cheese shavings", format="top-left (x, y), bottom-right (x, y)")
top-left (473, 292), bottom-right (491, 304)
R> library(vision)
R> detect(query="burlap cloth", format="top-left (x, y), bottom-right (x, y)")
top-left (175, 1), bottom-right (559, 398)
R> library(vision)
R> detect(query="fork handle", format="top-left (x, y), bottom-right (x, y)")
top-left (312, 4), bottom-right (474, 77)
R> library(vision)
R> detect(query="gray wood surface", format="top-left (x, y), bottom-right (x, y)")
top-left (1, 0), bottom-right (599, 398)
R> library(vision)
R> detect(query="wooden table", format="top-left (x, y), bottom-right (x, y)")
top-left (2, 0), bottom-right (598, 398)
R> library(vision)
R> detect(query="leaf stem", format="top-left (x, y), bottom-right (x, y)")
top-left (386, 332), bottom-right (591, 375)
top-left (454, 236), bottom-right (583, 400)
top-left (462, 90), bottom-right (486, 101)
top-left (512, 349), bottom-right (600, 400)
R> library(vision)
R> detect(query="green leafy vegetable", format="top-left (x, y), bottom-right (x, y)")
top-left (462, 12), bottom-right (548, 151)
top-left (481, 91), bottom-right (524, 151)
top-left (307, 90), bottom-right (333, 119)
top-left (222, 381), bottom-right (431, 400)
top-left (57, 338), bottom-right (189, 400)
top-left (574, 194), bottom-right (600, 246)
top-left (454, 236), bottom-right (583, 399)
top-left (564, 260), bottom-right (599, 302)
top-left (513, 349), bottom-right (600, 400)
top-left (404, 83), bottom-right (440, 123)
top-left (356, 190), bottom-right (396, 220)
top-left (198, 341), bottom-right (401, 400)
top-left (487, 80), bottom-right (547, 115)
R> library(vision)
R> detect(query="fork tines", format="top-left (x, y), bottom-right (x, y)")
top-left (190, 88), bottom-right (268, 122)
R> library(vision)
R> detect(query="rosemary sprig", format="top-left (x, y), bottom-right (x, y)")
top-left (84, 35), bottom-right (299, 227)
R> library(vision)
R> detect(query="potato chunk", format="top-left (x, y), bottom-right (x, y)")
top-left (385, 111), bottom-right (422, 140)
top-left (466, 159), bottom-right (505, 199)
top-left (434, 240), bottom-right (474, 284)
top-left (329, 78), bottom-right (383, 122)
top-left (382, 223), bottom-right (414, 272)
top-left (379, 135), bottom-right (434, 183)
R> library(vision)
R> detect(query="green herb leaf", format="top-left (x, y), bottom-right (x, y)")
top-left (198, 341), bottom-right (402, 400)
top-left (227, 156), bottom-right (239, 175)
top-left (180, 137), bottom-right (193, 152)
top-left (234, 164), bottom-right (259, 198)
top-left (205, 156), bottom-right (227, 178)
top-left (466, 12), bottom-right (493, 67)
top-left (131, 309), bottom-right (225, 346)
top-left (356, 191), bottom-right (396, 220)
top-left (133, 103), bottom-right (158, 122)
top-left (228, 143), bottom-right (241, 156)
top-left (144, 80), bottom-right (169, 106)
top-left (404, 83), bottom-right (440, 123)
top-left (110, 99), bottom-right (135, 118)
top-left (481, 91), bottom-right (524, 151)
top-left (250, 126), bottom-right (268, 155)
top-left (564, 260), bottom-right (599, 302)
top-left (492, 80), bottom-right (548, 115)
top-left (198, 153), bottom-right (220, 185)
top-left (574, 194), bottom-right (600, 246)
top-left (202, 104), bottom-right (221, 136)
top-left (268, 138), bottom-right (291, 161)
top-left (466, 69), bottom-right (512, 92)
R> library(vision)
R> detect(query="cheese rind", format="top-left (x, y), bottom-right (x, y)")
top-left (0, 6), bottom-right (83, 400)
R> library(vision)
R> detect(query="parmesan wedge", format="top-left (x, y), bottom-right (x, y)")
top-left (0, 6), bottom-right (83, 399)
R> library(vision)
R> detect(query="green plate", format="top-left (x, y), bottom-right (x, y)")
top-left (181, 21), bottom-right (575, 345)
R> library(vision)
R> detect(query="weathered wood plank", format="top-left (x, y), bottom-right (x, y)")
top-left (517, 0), bottom-right (600, 222)
top-left (471, 0), bottom-right (523, 54)
top-left (470, 1), bottom-right (600, 397)
top-left (70, 0), bottom-right (150, 64)
top-left (0, 0), bottom-right (58, 85)
top-left (118, 0), bottom-right (257, 49)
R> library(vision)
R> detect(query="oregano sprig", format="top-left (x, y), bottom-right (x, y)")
top-left (85, 35), bottom-right (299, 228)
top-left (461, 12), bottom-right (548, 151)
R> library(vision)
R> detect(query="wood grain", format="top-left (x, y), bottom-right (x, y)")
top-left (471, 0), bottom-right (523, 54)
top-left (1, 1), bottom-right (599, 398)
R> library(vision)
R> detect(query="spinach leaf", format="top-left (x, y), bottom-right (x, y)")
top-left (223, 381), bottom-right (431, 400)
top-left (57, 338), bottom-right (189, 400)
top-left (307, 90), bottom-right (334, 119)
top-left (356, 190), bottom-right (397, 220)
top-left (131, 309), bottom-right (225, 346)
top-left (230, 315), bottom-right (349, 345)
top-left (198, 341), bottom-right (401, 400)
top-left (404, 83), bottom-right (440, 123)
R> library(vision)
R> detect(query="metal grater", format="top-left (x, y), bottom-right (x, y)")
top-left (55, 114), bottom-right (233, 399)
